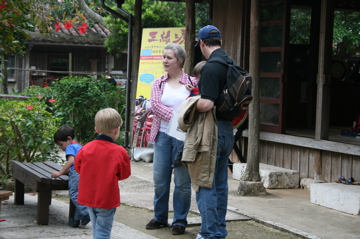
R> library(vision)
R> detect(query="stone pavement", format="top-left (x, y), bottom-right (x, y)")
top-left (1, 160), bottom-right (360, 239)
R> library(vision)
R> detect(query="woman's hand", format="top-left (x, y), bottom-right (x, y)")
top-left (186, 84), bottom-right (194, 91)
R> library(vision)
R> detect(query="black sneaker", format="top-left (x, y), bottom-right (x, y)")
top-left (81, 214), bottom-right (90, 226)
top-left (146, 219), bottom-right (168, 230)
top-left (172, 225), bottom-right (185, 235)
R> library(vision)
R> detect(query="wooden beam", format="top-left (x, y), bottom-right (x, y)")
top-left (243, 130), bottom-right (360, 156)
top-left (184, 0), bottom-right (195, 75)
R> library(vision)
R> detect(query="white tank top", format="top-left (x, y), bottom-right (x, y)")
top-left (160, 82), bottom-right (190, 132)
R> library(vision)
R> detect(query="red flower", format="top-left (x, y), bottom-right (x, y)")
top-left (37, 94), bottom-right (42, 98)
top-left (78, 23), bottom-right (88, 34)
top-left (0, 0), bottom-right (6, 10)
top-left (48, 99), bottom-right (56, 103)
top-left (26, 106), bottom-right (35, 110)
top-left (64, 19), bottom-right (73, 29)
top-left (55, 21), bottom-right (61, 32)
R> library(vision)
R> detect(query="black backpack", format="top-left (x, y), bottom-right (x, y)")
top-left (208, 57), bottom-right (253, 119)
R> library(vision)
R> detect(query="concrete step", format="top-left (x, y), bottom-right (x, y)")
top-left (232, 163), bottom-right (300, 189)
top-left (310, 183), bottom-right (360, 215)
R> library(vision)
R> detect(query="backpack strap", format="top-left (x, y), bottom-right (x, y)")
top-left (188, 75), bottom-right (193, 86)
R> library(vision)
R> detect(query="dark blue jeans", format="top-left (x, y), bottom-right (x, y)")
top-left (68, 169), bottom-right (89, 220)
top-left (196, 120), bottom-right (234, 239)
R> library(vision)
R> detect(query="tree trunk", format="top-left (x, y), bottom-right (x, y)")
top-left (1, 54), bottom-right (8, 94)
top-left (78, 0), bottom-right (105, 25)
top-left (241, 0), bottom-right (261, 182)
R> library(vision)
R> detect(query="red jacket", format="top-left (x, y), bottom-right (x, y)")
top-left (75, 136), bottom-right (131, 209)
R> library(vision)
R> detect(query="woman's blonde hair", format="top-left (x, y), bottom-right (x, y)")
top-left (164, 43), bottom-right (186, 68)
top-left (95, 108), bottom-right (122, 133)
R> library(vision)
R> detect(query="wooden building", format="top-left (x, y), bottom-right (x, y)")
top-left (207, 0), bottom-right (360, 183)
top-left (7, 24), bottom-right (127, 92)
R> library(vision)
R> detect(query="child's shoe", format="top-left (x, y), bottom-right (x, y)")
top-left (81, 214), bottom-right (91, 226)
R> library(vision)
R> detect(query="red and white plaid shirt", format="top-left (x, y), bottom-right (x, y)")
top-left (149, 72), bottom-right (197, 143)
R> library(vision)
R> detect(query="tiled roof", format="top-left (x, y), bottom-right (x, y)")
top-left (28, 23), bottom-right (110, 45)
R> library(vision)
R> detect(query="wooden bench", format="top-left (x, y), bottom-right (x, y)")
top-left (11, 160), bottom-right (75, 225)
top-left (0, 190), bottom-right (12, 209)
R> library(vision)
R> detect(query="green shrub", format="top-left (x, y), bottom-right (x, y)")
top-left (0, 98), bottom-right (61, 180)
top-left (0, 76), bottom-right (126, 180)
top-left (50, 76), bottom-right (125, 144)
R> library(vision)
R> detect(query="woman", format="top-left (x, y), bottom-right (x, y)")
top-left (146, 43), bottom-right (196, 236)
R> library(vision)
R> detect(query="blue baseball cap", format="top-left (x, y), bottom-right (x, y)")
top-left (195, 25), bottom-right (221, 46)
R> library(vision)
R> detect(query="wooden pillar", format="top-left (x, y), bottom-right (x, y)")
top-left (184, 0), bottom-right (195, 75)
top-left (315, 0), bottom-right (334, 141)
top-left (89, 59), bottom-right (98, 79)
top-left (242, 0), bottom-right (261, 182)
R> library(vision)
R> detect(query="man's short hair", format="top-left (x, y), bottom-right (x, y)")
top-left (95, 108), bottom-right (122, 133)
top-left (202, 37), bottom-right (222, 47)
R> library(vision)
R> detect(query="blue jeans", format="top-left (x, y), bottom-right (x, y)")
top-left (196, 121), bottom-right (234, 239)
top-left (153, 132), bottom-right (191, 227)
top-left (88, 207), bottom-right (116, 239)
top-left (68, 169), bottom-right (89, 220)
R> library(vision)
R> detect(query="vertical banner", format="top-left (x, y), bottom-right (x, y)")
top-left (136, 27), bottom-right (185, 99)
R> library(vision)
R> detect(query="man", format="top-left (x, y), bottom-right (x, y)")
top-left (195, 25), bottom-right (235, 239)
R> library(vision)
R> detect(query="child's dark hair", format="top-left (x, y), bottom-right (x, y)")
top-left (54, 125), bottom-right (75, 143)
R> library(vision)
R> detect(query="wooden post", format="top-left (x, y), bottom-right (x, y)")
top-left (37, 190), bottom-right (52, 225)
top-left (315, 0), bottom-right (334, 141)
top-left (14, 179), bottom-right (24, 205)
top-left (184, 0), bottom-right (195, 75)
top-left (241, 0), bottom-right (261, 182)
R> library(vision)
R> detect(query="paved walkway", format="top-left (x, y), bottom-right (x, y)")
top-left (1, 160), bottom-right (359, 239)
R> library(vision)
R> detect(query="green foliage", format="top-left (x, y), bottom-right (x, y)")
top-left (0, 0), bottom-right (33, 55)
top-left (105, 0), bottom-right (186, 56)
top-left (333, 11), bottom-right (360, 59)
top-left (290, 8), bottom-right (311, 45)
top-left (0, 98), bottom-right (61, 179)
top-left (195, 3), bottom-right (211, 30)
top-left (46, 76), bottom-right (124, 144)
top-left (21, 77), bottom-right (125, 145)
top-left (290, 9), bottom-right (360, 59)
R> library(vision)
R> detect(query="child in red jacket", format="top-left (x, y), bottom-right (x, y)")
top-left (75, 108), bottom-right (131, 239)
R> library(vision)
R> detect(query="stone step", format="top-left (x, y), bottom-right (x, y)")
top-left (310, 183), bottom-right (360, 215)
top-left (232, 163), bottom-right (300, 189)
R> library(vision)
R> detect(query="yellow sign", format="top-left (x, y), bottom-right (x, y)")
top-left (136, 27), bottom-right (185, 99)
